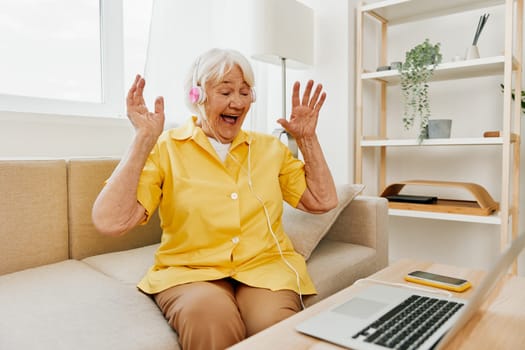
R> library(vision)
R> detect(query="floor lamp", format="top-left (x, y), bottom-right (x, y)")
top-left (251, 0), bottom-right (314, 157)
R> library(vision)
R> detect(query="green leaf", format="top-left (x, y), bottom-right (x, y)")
top-left (400, 39), bottom-right (442, 142)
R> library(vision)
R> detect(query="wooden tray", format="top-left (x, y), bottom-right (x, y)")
top-left (380, 180), bottom-right (499, 216)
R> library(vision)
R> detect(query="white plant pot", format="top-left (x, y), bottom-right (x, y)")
top-left (427, 119), bottom-right (452, 138)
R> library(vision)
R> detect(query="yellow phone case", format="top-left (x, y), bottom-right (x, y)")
top-left (404, 275), bottom-right (472, 292)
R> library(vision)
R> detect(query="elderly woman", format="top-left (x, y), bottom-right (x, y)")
top-left (92, 48), bottom-right (337, 350)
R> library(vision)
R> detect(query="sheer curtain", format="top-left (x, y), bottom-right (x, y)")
top-left (143, 0), bottom-right (273, 131)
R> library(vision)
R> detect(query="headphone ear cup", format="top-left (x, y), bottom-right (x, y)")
top-left (251, 88), bottom-right (256, 103)
top-left (189, 86), bottom-right (205, 104)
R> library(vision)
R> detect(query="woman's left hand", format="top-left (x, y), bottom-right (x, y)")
top-left (277, 80), bottom-right (326, 140)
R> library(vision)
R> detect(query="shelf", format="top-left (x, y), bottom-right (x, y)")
top-left (361, 137), bottom-right (505, 147)
top-left (382, 180), bottom-right (499, 216)
top-left (361, 56), bottom-right (516, 84)
top-left (388, 208), bottom-right (501, 224)
top-left (356, 0), bottom-right (522, 273)
top-left (362, 0), bottom-right (503, 25)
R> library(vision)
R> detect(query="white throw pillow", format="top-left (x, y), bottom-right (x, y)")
top-left (283, 184), bottom-right (365, 260)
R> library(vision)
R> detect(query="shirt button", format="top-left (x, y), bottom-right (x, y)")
top-left (232, 236), bottom-right (240, 244)
top-left (230, 192), bottom-right (238, 200)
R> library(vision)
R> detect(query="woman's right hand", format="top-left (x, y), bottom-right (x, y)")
top-left (127, 74), bottom-right (165, 142)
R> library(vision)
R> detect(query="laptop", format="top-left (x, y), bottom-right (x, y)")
top-left (296, 233), bottom-right (525, 350)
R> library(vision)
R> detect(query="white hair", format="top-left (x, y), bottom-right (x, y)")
top-left (184, 48), bottom-right (255, 119)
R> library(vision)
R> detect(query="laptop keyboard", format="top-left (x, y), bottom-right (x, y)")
top-left (352, 295), bottom-right (464, 350)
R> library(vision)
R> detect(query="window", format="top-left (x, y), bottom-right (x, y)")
top-left (0, 0), bottom-right (272, 131)
top-left (0, 0), bottom-right (151, 118)
top-left (0, 0), bottom-right (101, 102)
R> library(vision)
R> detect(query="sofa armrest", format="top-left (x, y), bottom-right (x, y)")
top-left (324, 195), bottom-right (389, 268)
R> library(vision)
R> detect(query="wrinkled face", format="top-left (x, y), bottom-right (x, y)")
top-left (201, 65), bottom-right (252, 143)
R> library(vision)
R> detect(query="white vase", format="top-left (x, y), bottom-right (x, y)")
top-left (465, 45), bottom-right (480, 60)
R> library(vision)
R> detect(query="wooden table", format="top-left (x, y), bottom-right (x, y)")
top-left (228, 259), bottom-right (525, 349)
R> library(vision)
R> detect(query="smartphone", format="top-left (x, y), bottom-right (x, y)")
top-left (404, 270), bottom-right (472, 292)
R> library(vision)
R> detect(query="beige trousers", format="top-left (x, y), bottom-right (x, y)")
top-left (154, 278), bottom-right (301, 350)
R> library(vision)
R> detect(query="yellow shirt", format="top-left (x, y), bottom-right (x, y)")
top-left (137, 117), bottom-right (317, 295)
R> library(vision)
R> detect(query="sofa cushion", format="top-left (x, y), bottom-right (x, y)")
top-left (82, 244), bottom-right (159, 286)
top-left (0, 160), bottom-right (69, 275)
top-left (82, 240), bottom-right (377, 309)
top-left (67, 158), bottom-right (162, 260)
top-left (303, 238), bottom-right (377, 306)
top-left (0, 260), bottom-right (179, 350)
top-left (283, 183), bottom-right (365, 260)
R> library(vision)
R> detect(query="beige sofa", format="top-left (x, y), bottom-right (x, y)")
top-left (0, 159), bottom-right (388, 350)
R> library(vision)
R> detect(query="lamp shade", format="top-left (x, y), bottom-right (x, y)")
top-left (251, 0), bottom-right (314, 68)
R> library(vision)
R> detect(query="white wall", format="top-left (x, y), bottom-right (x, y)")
top-left (308, 0), bottom-right (355, 184)
top-left (263, 0), bottom-right (355, 184)
top-left (0, 111), bottom-right (133, 158)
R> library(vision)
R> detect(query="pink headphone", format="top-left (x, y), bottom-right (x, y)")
top-left (188, 57), bottom-right (256, 104)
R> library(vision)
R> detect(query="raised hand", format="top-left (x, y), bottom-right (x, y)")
top-left (277, 80), bottom-right (327, 140)
top-left (126, 74), bottom-right (165, 141)
top-left (92, 75), bottom-right (165, 237)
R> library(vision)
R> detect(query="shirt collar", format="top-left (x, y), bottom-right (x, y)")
top-left (168, 116), bottom-right (253, 148)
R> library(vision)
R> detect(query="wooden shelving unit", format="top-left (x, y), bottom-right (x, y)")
top-left (355, 0), bottom-right (523, 271)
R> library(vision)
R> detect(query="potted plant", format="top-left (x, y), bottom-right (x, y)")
top-left (400, 39), bottom-right (443, 142)
top-left (500, 84), bottom-right (525, 115)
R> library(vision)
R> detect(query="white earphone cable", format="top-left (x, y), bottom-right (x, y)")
top-left (195, 72), bottom-right (304, 308)
top-left (243, 143), bottom-right (305, 310)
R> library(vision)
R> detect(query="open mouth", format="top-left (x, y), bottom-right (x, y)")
top-left (220, 114), bottom-right (239, 125)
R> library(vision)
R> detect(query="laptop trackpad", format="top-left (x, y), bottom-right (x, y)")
top-left (333, 298), bottom-right (388, 319)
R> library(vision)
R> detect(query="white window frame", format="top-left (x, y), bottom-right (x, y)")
top-left (0, 0), bottom-right (125, 118)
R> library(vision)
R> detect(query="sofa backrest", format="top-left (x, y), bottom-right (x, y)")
top-left (0, 160), bottom-right (69, 275)
top-left (67, 158), bottom-right (162, 260)
top-left (0, 158), bottom-right (163, 275)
